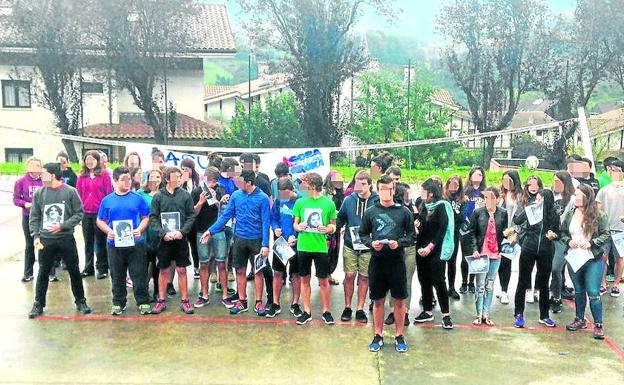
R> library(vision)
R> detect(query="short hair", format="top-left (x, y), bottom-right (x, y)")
top-left (567, 154), bottom-right (582, 162)
top-left (275, 162), bottom-right (290, 177)
top-left (219, 157), bottom-right (239, 172)
top-left (484, 186), bottom-right (500, 199)
top-left (278, 178), bottom-right (294, 191)
top-left (240, 169), bottom-right (256, 184)
top-left (303, 172), bottom-right (323, 192)
top-left (207, 152), bottom-right (222, 169)
top-left (205, 166), bottom-right (220, 181)
top-left (115, 221), bottom-right (132, 236)
top-left (113, 166), bottom-right (130, 181)
top-left (43, 163), bottom-right (62, 180)
top-left (252, 154), bottom-right (261, 164)
top-left (377, 174), bottom-right (394, 188)
top-left (45, 203), bottom-right (63, 217)
top-left (602, 156), bottom-right (618, 170)
top-left (163, 166), bottom-right (181, 182)
top-left (611, 160), bottom-right (624, 170)
top-left (386, 166), bottom-right (401, 177)
top-left (371, 151), bottom-right (394, 173)
top-left (239, 153), bottom-right (255, 164)
top-left (355, 170), bottom-right (372, 185)
top-left (56, 151), bottom-right (69, 161)
top-left (25, 156), bottom-right (41, 166)
top-left (580, 157), bottom-right (593, 168)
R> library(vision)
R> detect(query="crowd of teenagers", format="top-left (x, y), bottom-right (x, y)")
top-left (13, 148), bottom-right (624, 352)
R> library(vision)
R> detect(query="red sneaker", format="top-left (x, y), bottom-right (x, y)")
top-left (151, 300), bottom-right (166, 314)
top-left (181, 300), bottom-right (194, 314)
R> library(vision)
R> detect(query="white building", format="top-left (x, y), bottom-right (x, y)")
top-left (0, 2), bottom-right (236, 162)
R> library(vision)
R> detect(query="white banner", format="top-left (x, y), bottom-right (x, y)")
top-left (126, 145), bottom-right (331, 180)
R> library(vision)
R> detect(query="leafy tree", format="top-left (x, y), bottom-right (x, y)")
top-left (221, 93), bottom-right (304, 148)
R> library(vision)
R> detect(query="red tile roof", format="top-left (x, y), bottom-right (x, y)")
top-left (84, 113), bottom-right (222, 140)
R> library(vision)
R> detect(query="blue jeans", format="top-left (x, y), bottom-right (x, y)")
top-left (197, 231), bottom-right (227, 263)
top-left (570, 258), bottom-right (604, 324)
top-left (475, 258), bottom-right (501, 316)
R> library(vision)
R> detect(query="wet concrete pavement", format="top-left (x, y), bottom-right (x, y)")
top-left (1, 189), bottom-right (624, 384)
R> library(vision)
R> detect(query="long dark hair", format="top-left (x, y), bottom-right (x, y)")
top-left (444, 174), bottom-right (465, 203)
top-left (422, 178), bottom-right (443, 202)
top-left (554, 171), bottom-right (575, 209)
top-left (141, 169), bottom-right (163, 194)
top-left (80, 150), bottom-right (103, 177)
top-left (464, 166), bottom-right (487, 197)
top-left (577, 184), bottom-right (599, 238)
top-left (500, 170), bottom-right (522, 201)
top-left (520, 175), bottom-right (544, 207)
top-left (180, 158), bottom-right (200, 188)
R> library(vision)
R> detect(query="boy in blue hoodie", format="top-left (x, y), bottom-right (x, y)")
top-left (267, 179), bottom-right (301, 318)
top-left (337, 171), bottom-right (379, 323)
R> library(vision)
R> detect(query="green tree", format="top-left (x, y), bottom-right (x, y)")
top-left (346, 71), bottom-right (454, 168)
top-left (221, 93), bottom-right (304, 148)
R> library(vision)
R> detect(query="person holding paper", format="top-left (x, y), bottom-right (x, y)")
top-left (413, 178), bottom-right (455, 330)
top-left (459, 167), bottom-right (487, 295)
top-left (498, 170), bottom-right (523, 305)
top-left (267, 179), bottom-right (301, 318)
top-left (358, 175), bottom-right (416, 352)
top-left (444, 175), bottom-right (466, 301)
top-left (96, 167), bottom-right (152, 316)
top-left (512, 176), bottom-right (559, 328)
top-left (465, 187), bottom-right (508, 326)
top-left (561, 184), bottom-right (610, 339)
top-left (337, 171), bottom-right (379, 324)
top-left (595, 160), bottom-right (624, 298)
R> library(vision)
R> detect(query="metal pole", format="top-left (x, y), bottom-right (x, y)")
top-left (164, 64), bottom-right (168, 145)
top-left (406, 60), bottom-right (411, 169)
top-left (248, 54), bottom-right (252, 148)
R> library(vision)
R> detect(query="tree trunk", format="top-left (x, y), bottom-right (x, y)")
top-left (61, 138), bottom-right (79, 163)
top-left (482, 136), bottom-right (496, 170)
top-left (143, 108), bottom-right (165, 144)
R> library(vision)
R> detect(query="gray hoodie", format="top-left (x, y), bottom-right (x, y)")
top-left (30, 184), bottom-right (84, 239)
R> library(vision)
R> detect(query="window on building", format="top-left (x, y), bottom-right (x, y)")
top-left (5, 148), bottom-right (33, 163)
top-left (2, 80), bottom-right (31, 108)
top-left (81, 81), bottom-right (104, 94)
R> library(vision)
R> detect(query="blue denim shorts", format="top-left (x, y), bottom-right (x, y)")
top-left (197, 231), bottom-right (227, 263)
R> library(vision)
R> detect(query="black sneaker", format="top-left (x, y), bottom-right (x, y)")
top-left (340, 307), bottom-right (353, 321)
top-left (384, 312), bottom-right (395, 325)
top-left (551, 298), bottom-right (562, 314)
top-left (166, 283), bottom-right (177, 297)
top-left (448, 288), bottom-right (460, 300)
top-left (290, 303), bottom-right (303, 318)
top-left (21, 275), bottom-right (34, 282)
top-left (265, 303), bottom-right (281, 318)
top-left (413, 311), bottom-right (434, 323)
top-left (404, 312), bottom-right (410, 326)
top-left (76, 300), bottom-right (92, 314)
top-left (561, 287), bottom-right (575, 300)
top-left (28, 302), bottom-right (43, 318)
top-left (368, 334), bottom-right (384, 352)
top-left (395, 335), bottom-right (409, 353)
top-left (459, 283), bottom-right (468, 294)
top-left (355, 309), bottom-right (368, 324)
top-left (48, 275), bottom-right (59, 282)
top-left (246, 271), bottom-right (254, 281)
top-left (96, 271), bottom-right (109, 280)
top-left (442, 315), bottom-right (454, 329)
top-left (193, 268), bottom-right (200, 279)
top-left (226, 291), bottom-right (239, 302)
top-left (296, 311), bottom-right (312, 325)
top-left (80, 270), bottom-right (94, 278)
top-left (322, 311), bottom-right (335, 325)
top-left (468, 283), bottom-right (476, 294)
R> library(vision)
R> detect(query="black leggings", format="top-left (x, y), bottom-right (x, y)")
top-left (498, 257), bottom-right (511, 292)
top-left (81, 213), bottom-right (108, 273)
top-left (514, 249), bottom-right (552, 319)
top-left (416, 252), bottom-right (450, 314)
top-left (446, 233), bottom-right (459, 290)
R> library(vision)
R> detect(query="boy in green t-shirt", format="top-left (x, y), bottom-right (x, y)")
top-left (293, 172), bottom-right (337, 325)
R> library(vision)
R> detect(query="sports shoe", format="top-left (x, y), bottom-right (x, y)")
top-left (227, 271), bottom-right (235, 282)
top-left (526, 289), bottom-right (534, 303)
top-left (215, 283), bottom-right (223, 293)
top-left (194, 296), bottom-right (210, 308)
top-left (246, 271), bottom-right (254, 281)
top-left (459, 283), bottom-right (468, 294)
top-left (395, 335), bottom-right (408, 353)
top-left (266, 303), bottom-right (281, 318)
top-left (80, 270), bottom-right (94, 278)
top-left (138, 304), bottom-right (152, 315)
top-left (209, 272), bottom-right (217, 283)
top-left (355, 309), bottom-right (368, 324)
top-left (230, 300), bottom-right (249, 315)
top-left (151, 300), bottom-right (166, 314)
top-left (599, 286), bottom-right (607, 296)
top-left (561, 287), bottom-right (575, 300)
top-left (610, 286), bottom-right (620, 297)
top-left (322, 311), bottom-right (335, 325)
top-left (28, 302), bottom-right (43, 318)
top-left (369, 334), bottom-right (384, 352)
top-left (21, 275), bottom-right (34, 283)
top-left (76, 300), bottom-right (92, 314)
top-left (448, 288), bottom-right (460, 300)
top-left (226, 287), bottom-right (236, 296)
top-left (468, 283), bottom-right (475, 294)
top-left (441, 315), bottom-right (454, 329)
top-left (340, 307), bottom-right (353, 321)
top-left (514, 314), bottom-right (525, 328)
top-left (384, 312), bottom-right (395, 325)
top-left (566, 317), bottom-right (587, 331)
top-left (500, 292), bottom-right (510, 304)
top-left (96, 271), bottom-right (108, 280)
top-left (551, 298), bottom-right (562, 314)
top-left (538, 318), bottom-right (556, 327)
top-left (181, 300), bottom-right (194, 314)
top-left (48, 275), bottom-right (59, 282)
top-left (111, 305), bottom-right (125, 316)
top-left (166, 283), bottom-right (176, 297)
top-left (194, 268), bottom-right (200, 280)
top-left (296, 311), bottom-right (312, 325)
top-left (221, 298), bottom-right (235, 309)
top-left (594, 323), bottom-right (605, 340)
top-left (606, 274), bottom-right (615, 283)
top-left (254, 301), bottom-right (267, 316)
top-left (413, 311), bottom-right (434, 323)
top-left (290, 303), bottom-right (303, 318)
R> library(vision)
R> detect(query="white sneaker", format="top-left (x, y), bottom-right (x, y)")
top-left (526, 289), bottom-right (534, 303)
top-left (500, 292), bottom-right (509, 304)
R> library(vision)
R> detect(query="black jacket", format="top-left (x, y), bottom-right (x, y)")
top-left (150, 187), bottom-right (196, 238)
top-left (465, 206), bottom-right (508, 255)
top-left (513, 189), bottom-right (560, 255)
top-left (414, 199), bottom-right (449, 256)
top-left (359, 202), bottom-right (416, 257)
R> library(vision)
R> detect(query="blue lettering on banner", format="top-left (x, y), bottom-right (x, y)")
top-left (165, 151), bottom-right (180, 165)
top-left (283, 149), bottom-right (325, 175)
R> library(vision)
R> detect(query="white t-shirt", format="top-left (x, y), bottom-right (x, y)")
top-left (596, 183), bottom-right (624, 231)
